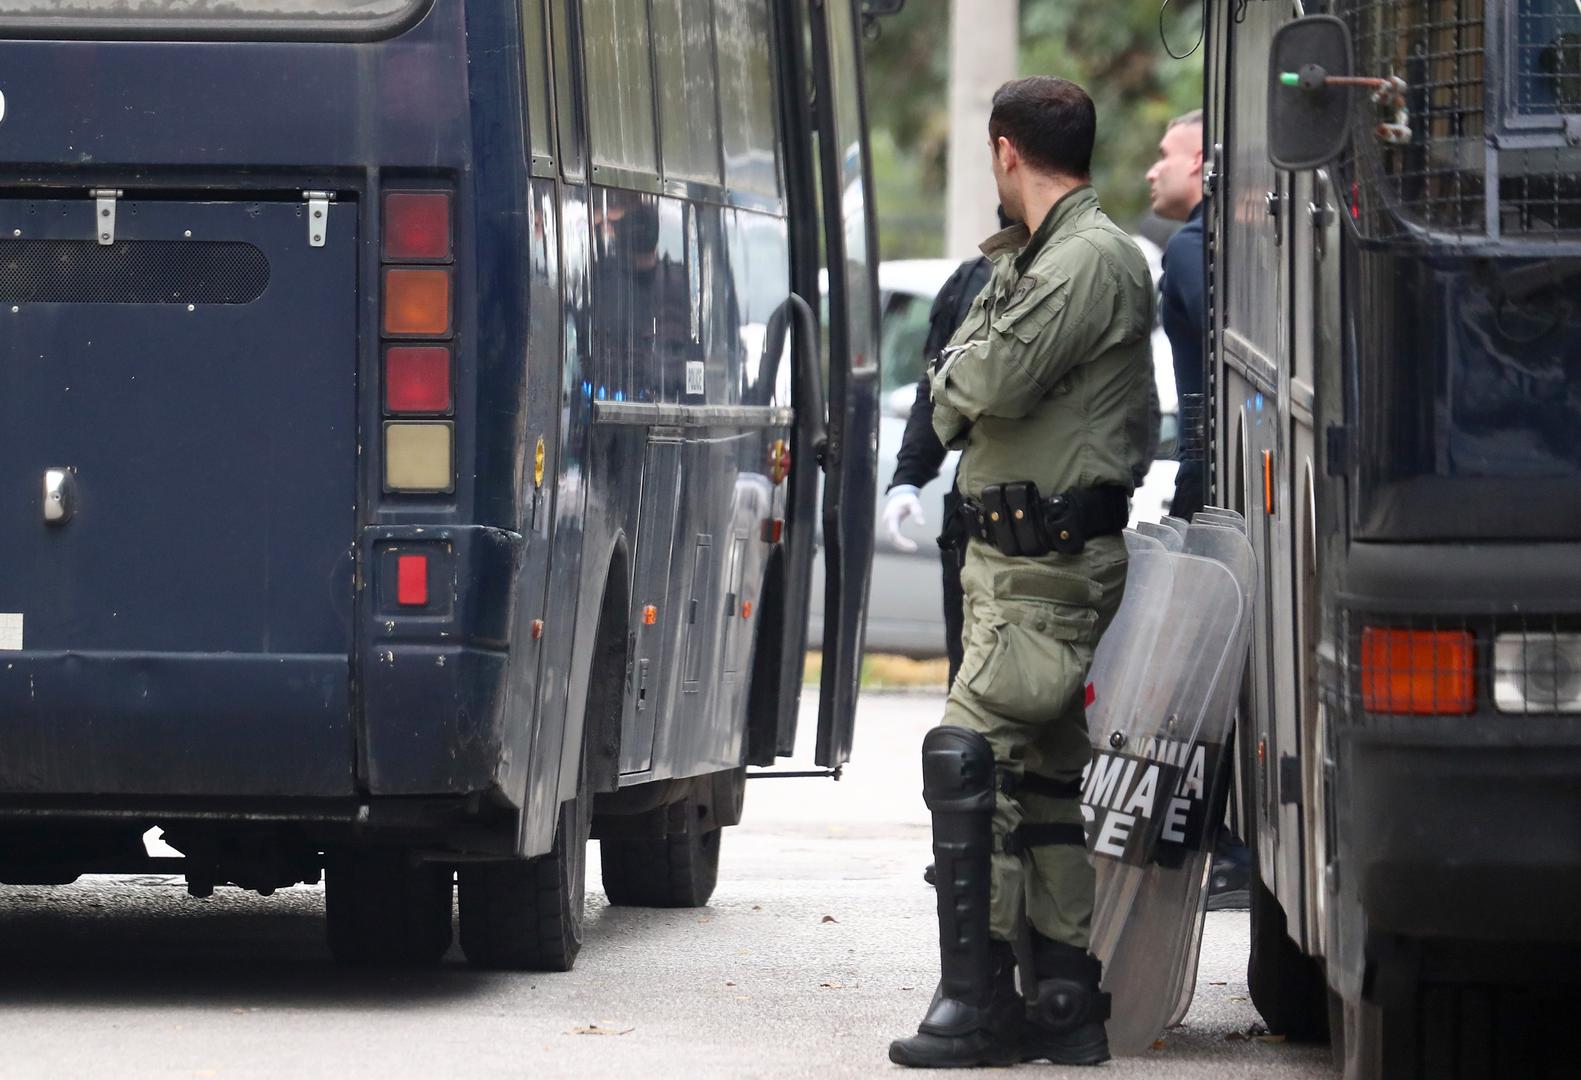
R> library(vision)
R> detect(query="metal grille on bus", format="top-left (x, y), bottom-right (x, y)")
top-left (1332, 609), bottom-right (1581, 723)
top-left (0, 240), bottom-right (269, 304)
top-left (1336, 0), bottom-right (1581, 243)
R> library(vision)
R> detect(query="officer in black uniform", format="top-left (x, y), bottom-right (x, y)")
top-left (882, 209), bottom-right (1013, 687)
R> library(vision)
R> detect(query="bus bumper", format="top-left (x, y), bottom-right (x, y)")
top-left (358, 524), bottom-right (525, 801)
top-left (1339, 733), bottom-right (1581, 943)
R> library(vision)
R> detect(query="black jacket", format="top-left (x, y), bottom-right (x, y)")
top-left (889, 256), bottom-right (993, 491)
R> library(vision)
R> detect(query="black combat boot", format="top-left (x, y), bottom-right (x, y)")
top-left (1022, 933), bottom-right (1112, 1066)
top-left (889, 727), bottom-right (1026, 1068)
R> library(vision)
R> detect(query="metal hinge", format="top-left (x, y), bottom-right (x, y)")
top-left (303, 190), bottom-right (334, 247)
top-left (90, 188), bottom-right (122, 245)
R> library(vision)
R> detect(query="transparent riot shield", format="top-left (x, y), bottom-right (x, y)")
top-left (1162, 523), bottom-right (1259, 1029)
top-left (1134, 520), bottom-right (1183, 552)
top-left (1081, 529), bottom-right (1255, 1056)
top-left (1160, 515), bottom-right (1191, 542)
top-left (1193, 505), bottom-right (1245, 533)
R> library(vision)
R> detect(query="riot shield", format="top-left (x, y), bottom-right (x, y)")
top-left (1160, 515), bottom-right (1191, 542)
top-left (1162, 524), bottom-right (1259, 1028)
top-left (1134, 520), bottom-right (1183, 552)
top-left (1081, 528), bottom-right (1255, 1056)
top-left (1193, 505), bottom-right (1245, 533)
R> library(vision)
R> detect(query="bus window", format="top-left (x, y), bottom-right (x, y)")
top-left (520, 0), bottom-right (554, 173)
top-left (651, 0), bottom-right (723, 186)
top-left (0, 0), bottom-right (425, 38)
top-left (714, 0), bottom-right (781, 200)
top-left (549, 0), bottom-right (585, 180)
top-left (582, 0), bottom-right (659, 183)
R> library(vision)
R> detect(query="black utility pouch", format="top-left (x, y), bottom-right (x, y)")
top-left (980, 482), bottom-right (1052, 557)
top-left (1042, 492), bottom-right (1088, 555)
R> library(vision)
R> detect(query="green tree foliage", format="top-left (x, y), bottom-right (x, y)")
top-left (863, 0), bottom-right (1204, 258)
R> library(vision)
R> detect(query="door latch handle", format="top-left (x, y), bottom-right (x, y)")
top-left (43, 468), bottom-right (75, 525)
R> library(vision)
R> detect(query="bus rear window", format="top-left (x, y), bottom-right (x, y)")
top-left (0, 0), bottom-right (428, 40)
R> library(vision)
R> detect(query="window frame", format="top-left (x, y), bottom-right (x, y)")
top-left (0, 0), bottom-right (432, 42)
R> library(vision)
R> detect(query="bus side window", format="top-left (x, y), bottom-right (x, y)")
top-left (581, 0), bottom-right (660, 184)
top-left (520, 0), bottom-right (554, 174)
top-left (548, 0), bottom-right (585, 181)
top-left (714, 0), bottom-right (782, 201)
top-left (650, 0), bottom-right (723, 187)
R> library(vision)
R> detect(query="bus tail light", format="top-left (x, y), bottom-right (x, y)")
top-left (385, 421), bottom-right (455, 493)
top-left (386, 346), bottom-right (452, 414)
top-left (1360, 627), bottom-right (1475, 715)
top-left (396, 554), bottom-right (430, 607)
top-left (384, 268), bottom-right (452, 337)
top-left (384, 192), bottom-right (453, 262)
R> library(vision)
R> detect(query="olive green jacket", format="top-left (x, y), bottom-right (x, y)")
top-left (930, 185), bottom-right (1156, 500)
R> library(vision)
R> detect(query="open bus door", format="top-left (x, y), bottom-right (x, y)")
top-left (810, 0), bottom-right (880, 769)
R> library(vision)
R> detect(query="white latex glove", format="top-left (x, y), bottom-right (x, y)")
top-left (883, 485), bottom-right (927, 553)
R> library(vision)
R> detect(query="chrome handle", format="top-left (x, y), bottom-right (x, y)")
top-left (43, 468), bottom-right (75, 525)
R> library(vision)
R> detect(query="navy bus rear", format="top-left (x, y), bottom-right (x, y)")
top-left (0, 0), bottom-right (880, 969)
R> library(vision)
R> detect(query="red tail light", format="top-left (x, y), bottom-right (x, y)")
top-left (386, 346), bottom-right (452, 414)
top-left (396, 554), bottom-right (430, 607)
top-left (384, 192), bottom-right (452, 262)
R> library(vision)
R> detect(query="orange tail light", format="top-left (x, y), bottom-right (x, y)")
top-left (384, 267), bottom-right (453, 337)
top-left (1360, 627), bottom-right (1475, 715)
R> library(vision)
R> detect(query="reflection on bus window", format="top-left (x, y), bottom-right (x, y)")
top-left (652, 0), bottom-right (723, 185)
top-left (715, 0), bottom-right (781, 199)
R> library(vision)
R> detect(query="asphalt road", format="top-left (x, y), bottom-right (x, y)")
top-left (0, 692), bottom-right (1336, 1080)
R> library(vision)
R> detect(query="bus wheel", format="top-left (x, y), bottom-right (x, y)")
top-left (1248, 872), bottom-right (1330, 1041)
top-left (458, 780), bottom-right (592, 972)
top-left (600, 798), bottom-right (721, 908)
top-left (324, 849), bottom-right (453, 966)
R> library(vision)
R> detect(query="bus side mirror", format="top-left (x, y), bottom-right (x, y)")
top-left (1267, 15), bottom-right (1354, 170)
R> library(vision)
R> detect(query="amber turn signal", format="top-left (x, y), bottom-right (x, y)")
top-left (1360, 627), bottom-right (1475, 715)
top-left (384, 268), bottom-right (452, 337)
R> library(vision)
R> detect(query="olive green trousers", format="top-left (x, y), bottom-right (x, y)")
top-left (939, 535), bottom-right (1128, 948)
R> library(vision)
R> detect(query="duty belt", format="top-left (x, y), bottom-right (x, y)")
top-left (959, 481), bottom-right (1129, 557)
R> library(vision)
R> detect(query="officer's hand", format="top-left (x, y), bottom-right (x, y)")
top-left (883, 486), bottom-right (926, 552)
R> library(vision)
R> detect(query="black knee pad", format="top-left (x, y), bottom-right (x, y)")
top-left (921, 725), bottom-right (996, 815)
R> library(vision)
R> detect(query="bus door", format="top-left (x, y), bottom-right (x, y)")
top-left (0, 192), bottom-right (360, 797)
top-left (810, 0), bottom-right (880, 768)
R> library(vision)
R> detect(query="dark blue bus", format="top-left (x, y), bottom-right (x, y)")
top-left (0, 0), bottom-right (879, 971)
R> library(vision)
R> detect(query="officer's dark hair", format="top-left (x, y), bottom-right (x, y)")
top-left (988, 76), bottom-right (1096, 180)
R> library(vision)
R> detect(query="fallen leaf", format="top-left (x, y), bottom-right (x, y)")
top-left (1208, 981), bottom-right (1227, 986)
top-left (569, 1024), bottom-right (634, 1037)
top-left (900, 986), bottom-right (915, 992)
top-left (1254, 1034), bottom-right (1287, 1044)
top-left (725, 981), bottom-right (736, 987)
top-left (1151, 1039), bottom-right (1167, 1051)
top-left (821, 915), bottom-right (839, 924)
top-left (697, 916), bottom-right (712, 924)
top-left (752, 905), bottom-right (762, 911)
top-left (1229, 995), bottom-right (1249, 1002)
top-left (1224, 1032), bottom-right (1246, 1042)
top-left (820, 982), bottom-right (845, 989)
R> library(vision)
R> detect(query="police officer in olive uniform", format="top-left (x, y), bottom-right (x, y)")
top-left (890, 77), bottom-right (1156, 1070)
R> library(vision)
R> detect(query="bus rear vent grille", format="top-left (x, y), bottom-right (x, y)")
top-left (1338, 0), bottom-right (1581, 246)
top-left (0, 240), bottom-right (269, 305)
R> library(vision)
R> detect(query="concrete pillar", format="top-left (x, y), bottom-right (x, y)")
top-left (945, 0), bottom-right (1019, 258)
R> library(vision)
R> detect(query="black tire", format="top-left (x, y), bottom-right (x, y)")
top-left (458, 772), bottom-right (593, 972)
top-left (1247, 871), bottom-right (1330, 1042)
top-left (324, 849), bottom-right (453, 966)
top-left (600, 798), bottom-right (721, 908)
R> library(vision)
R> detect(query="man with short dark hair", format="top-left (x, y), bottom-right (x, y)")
top-left (1146, 108), bottom-right (1206, 520)
top-left (889, 76), bottom-right (1155, 1070)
